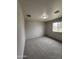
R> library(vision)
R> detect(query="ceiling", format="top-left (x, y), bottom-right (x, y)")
top-left (21, 0), bottom-right (62, 22)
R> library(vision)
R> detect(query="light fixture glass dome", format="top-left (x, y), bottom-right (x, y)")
top-left (41, 12), bottom-right (48, 19)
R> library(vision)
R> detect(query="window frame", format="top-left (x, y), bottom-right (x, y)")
top-left (52, 21), bottom-right (62, 33)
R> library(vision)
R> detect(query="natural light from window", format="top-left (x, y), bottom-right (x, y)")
top-left (52, 22), bottom-right (62, 32)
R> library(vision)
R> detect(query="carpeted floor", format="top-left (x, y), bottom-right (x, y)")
top-left (23, 37), bottom-right (62, 59)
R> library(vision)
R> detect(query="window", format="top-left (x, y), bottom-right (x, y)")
top-left (52, 22), bottom-right (62, 32)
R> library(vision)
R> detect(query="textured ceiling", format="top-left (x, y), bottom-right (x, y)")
top-left (21, 0), bottom-right (62, 22)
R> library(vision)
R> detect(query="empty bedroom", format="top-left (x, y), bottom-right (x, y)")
top-left (17, 0), bottom-right (62, 59)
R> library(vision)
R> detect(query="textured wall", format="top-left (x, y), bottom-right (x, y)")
top-left (25, 21), bottom-right (45, 40)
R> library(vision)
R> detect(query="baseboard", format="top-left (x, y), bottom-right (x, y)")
top-left (45, 35), bottom-right (62, 43)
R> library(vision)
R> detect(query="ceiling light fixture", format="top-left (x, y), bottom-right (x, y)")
top-left (41, 15), bottom-right (48, 19)
top-left (41, 13), bottom-right (48, 19)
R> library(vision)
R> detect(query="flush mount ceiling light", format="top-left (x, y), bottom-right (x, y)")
top-left (42, 16), bottom-right (47, 19)
top-left (41, 13), bottom-right (48, 19)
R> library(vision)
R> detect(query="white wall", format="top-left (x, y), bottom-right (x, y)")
top-left (25, 21), bottom-right (45, 40)
top-left (17, 0), bottom-right (25, 59)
